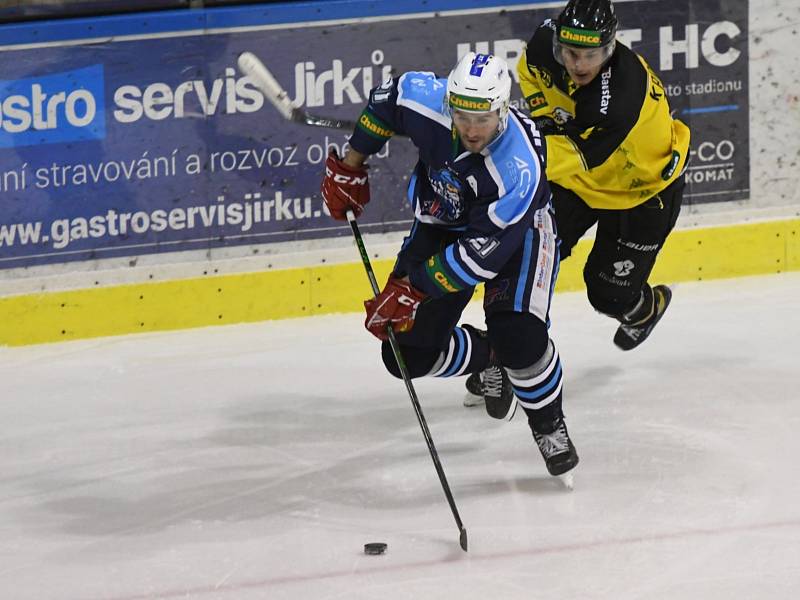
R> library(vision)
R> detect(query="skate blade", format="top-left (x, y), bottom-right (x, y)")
top-left (558, 471), bottom-right (574, 490)
top-left (463, 394), bottom-right (485, 407)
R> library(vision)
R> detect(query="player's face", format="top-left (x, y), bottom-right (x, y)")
top-left (452, 109), bottom-right (501, 153)
top-left (557, 45), bottom-right (608, 86)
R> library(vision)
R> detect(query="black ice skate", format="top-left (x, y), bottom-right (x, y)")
top-left (532, 417), bottom-right (579, 479)
top-left (463, 371), bottom-right (484, 407)
top-left (483, 364), bottom-right (516, 420)
top-left (614, 285), bottom-right (672, 351)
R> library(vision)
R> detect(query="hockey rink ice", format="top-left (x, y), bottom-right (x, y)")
top-left (2, 272), bottom-right (799, 600)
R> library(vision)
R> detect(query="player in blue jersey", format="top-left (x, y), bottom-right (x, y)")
top-left (320, 53), bottom-right (578, 479)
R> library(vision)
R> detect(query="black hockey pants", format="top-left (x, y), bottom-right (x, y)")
top-left (378, 222), bottom-right (550, 381)
top-left (552, 175), bottom-right (684, 319)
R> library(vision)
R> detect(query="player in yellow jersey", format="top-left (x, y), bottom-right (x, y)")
top-left (513, 0), bottom-right (690, 353)
top-left (465, 0), bottom-right (690, 405)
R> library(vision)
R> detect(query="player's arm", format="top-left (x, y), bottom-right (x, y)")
top-left (544, 114), bottom-right (635, 181)
top-left (545, 64), bottom-right (645, 180)
top-left (542, 133), bottom-right (591, 180)
top-left (347, 76), bottom-right (403, 156)
top-left (517, 48), bottom-right (551, 119)
top-left (407, 166), bottom-right (543, 298)
top-left (321, 77), bottom-right (405, 220)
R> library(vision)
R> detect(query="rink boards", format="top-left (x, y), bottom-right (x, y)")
top-left (1, 0), bottom-right (798, 345)
top-left (2, 217), bottom-right (798, 346)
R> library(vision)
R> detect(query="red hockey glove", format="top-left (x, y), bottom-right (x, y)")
top-left (321, 150), bottom-right (370, 220)
top-left (364, 276), bottom-right (427, 341)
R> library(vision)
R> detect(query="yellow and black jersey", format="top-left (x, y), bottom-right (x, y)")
top-left (517, 20), bottom-right (690, 210)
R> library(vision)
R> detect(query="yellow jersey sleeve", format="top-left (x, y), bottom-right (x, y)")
top-left (516, 49), bottom-right (551, 118)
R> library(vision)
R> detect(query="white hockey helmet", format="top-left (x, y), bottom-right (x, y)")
top-left (446, 52), bottom-right (512, 135)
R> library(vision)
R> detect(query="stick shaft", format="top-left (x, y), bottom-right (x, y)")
top-left (346, 211), bottom-right (468, 551)
top-left (238, 50), bottom-right (462, 546)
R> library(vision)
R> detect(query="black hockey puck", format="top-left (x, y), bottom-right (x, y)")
top-left (364, 542), bottom-right (387, 555)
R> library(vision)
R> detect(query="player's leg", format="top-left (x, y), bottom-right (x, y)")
top-left (550, 183), bottom-right (599, 261)
top-left (378, 221), bottom-right (490, 379)
top-left (483, 209), bottom-right (578, 477)
top-left (379, 289), bottom-right (489, 379)
top-left (464, 186), bottom-right (594, 401)
top-left (486, 311), bottom-right (578, 477)
top-left (584, 176), bottom-right (683, 349)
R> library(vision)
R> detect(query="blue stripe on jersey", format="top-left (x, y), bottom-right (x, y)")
top-left (514, 229), bottom-right (535, 312)
top-left (546, 227), bottom-right (561, 327)
top-left (445, 245), bottom-right (479, 286)
top-left (486, 115), bottom-right (542, 226)
top-left (400, 220), bottom-right (419, 252)
top-left (407, 172), bottom-right (418, 208)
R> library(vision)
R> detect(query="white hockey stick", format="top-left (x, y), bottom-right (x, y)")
top-left (237, 51), bottom-right (358, 131)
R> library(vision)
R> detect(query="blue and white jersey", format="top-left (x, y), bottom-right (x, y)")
top-left (349, 71), bottom-right (553, 298)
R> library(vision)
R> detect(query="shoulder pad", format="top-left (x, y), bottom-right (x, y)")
top-left (397, 71), bottom-right (449, 117)
top-left (398, 72), bottom-right (447, 102)
top-left (482, 117), bottom-right (543, 227)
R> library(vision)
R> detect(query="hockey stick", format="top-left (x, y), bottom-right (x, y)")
top-left (239, 49), bottom-right (467, 551)
top-left (346, 210), bottom-right (468, 552)
top-left (237, 51), bottom-right (358, 131)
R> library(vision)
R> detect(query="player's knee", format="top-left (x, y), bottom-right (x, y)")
top-left (486, 311), bottom-right (549, 369)
top-left (583, 268), bottom-right (640, 319)
top-left (380, 342), bottom-right (440, 379)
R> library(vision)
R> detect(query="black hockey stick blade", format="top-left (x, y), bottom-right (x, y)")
top-left (460, 527), bottom-right (468, 552)
top-left (296, 110), bottom-right (357, 131)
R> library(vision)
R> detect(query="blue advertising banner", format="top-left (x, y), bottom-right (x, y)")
top-left (0, 1), bottom-right (186, 24)
top-left (0, 0), bottom-right (748, 269)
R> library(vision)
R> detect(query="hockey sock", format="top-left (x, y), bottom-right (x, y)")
top-left (508, 339), bottom-right (564, 420)
top-left (427, 325), bottom-right (491, 378)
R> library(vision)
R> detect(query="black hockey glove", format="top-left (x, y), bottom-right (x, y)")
top-left (532, 117), bottom-right (562, 136)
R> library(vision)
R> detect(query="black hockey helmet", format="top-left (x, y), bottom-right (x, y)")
top-left (555, 0), bottom-right (618, 48)
top-left (552, 0), bottom-right (618, 70)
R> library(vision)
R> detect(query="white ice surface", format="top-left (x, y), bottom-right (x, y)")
top-left (1, 273), bottom-right (799, 600)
